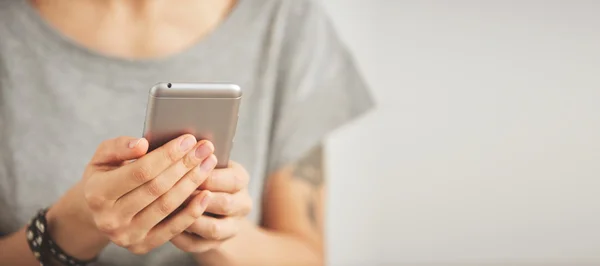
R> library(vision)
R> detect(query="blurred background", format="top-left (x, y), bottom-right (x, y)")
top-left (322, 1), bottom-right (600, 265)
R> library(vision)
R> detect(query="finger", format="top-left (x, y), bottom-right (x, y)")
top-left (133, 154), bottom-right (218, 233)
top-left (103, 134), bottom-right (197, 199)
top-left (204, 192), bottom-right (252, 217)
top-left (127, 191), bottom-right (211, 255)
top-left (198, 162), bottom-right (249, 193)
top-left (170, 232), bottom-right (222, 254)
top-left (183, 190), bottom-right (202, 206)
top-left (90, 137), bottom-right (149, 166)
top-left (184, 215), bottom-right (240, 241)
top-left (115, 141), bottom-right (214, 219)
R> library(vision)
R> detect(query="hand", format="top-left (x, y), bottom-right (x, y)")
top-left (170, 161), bottom-right (252, 254)
top-left (48, 135), bottom-right (218, 255)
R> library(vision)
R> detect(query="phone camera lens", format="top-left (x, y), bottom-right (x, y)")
top-left (167, 83), bottom-right (172, 88)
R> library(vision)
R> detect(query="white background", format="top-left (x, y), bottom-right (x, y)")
top-left (322, 1), bottom-right (600, 265)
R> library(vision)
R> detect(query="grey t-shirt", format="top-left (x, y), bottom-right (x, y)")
top-left (0, 0), bottom-right (374, 265)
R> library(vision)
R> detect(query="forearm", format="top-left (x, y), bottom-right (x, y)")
top-left (195, 221), bottom-right (322, 266)
top-left (0, 228), bottom-right (42, 265)
top-left (0, 214), bottom-right (108, 266)
top-left (0, 187), bottom-right (110, 265)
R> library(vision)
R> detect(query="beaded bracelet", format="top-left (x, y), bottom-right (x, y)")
top-left (26, 208), bottom-right (97, 266)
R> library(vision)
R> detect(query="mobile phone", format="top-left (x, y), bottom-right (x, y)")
top-left (142, 82), bottom-right (242, 168)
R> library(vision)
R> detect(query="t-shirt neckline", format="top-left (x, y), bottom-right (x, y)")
top-left (16, 0), bottom-right (248, 69)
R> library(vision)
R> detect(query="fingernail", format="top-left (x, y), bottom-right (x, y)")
top-left (128, 138), bottom-right (142, 149)
top-left (180, 135), bottom-right (197, 151)
top-left (195, 141), bottom-right (214, 159)
top-left (200, 155), bottom-right (218, 171)
top-left (201, 192), bottom-right (211, 208)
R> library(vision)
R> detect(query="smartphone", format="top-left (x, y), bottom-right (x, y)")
top-left (142, 82), bottom-right (242, 168)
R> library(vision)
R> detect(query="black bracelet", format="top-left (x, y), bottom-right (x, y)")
top-left (26, 208), bottom-right (97, 266)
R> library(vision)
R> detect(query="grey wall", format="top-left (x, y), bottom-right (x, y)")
top-left (322, 1), bottom-right (600, 265)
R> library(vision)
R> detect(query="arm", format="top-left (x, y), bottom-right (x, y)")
top-left (194, 144), bottom-right (326, 266)
top-left (0, 228), bottom-right (45, 265)
top-left (262, 143), bottom-right (326, 255)
top-left (0, 204), bottom-right (109, 266)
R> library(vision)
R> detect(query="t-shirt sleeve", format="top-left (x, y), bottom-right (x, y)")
top-left (267, 0), bottom-right (376, 174)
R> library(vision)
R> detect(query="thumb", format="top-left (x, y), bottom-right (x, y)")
top-left (90, 136), bottom-right (149, 166)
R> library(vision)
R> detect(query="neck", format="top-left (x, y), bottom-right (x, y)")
top-left (29, 0), bottom-right (236, 59)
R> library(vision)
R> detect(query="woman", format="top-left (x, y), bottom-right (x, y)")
top-left (0, 0), bottom-right (374, 265)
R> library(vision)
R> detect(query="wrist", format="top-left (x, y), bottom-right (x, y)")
top-left (45, 184), bottom-right (109, 260)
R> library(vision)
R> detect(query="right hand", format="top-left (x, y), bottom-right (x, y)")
top-left (57, 135), bottom-right (218, 255)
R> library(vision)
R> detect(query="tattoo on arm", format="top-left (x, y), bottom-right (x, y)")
top-left (291, 145), bottom-right (324, 230)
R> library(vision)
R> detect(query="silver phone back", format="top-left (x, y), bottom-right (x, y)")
top-left (143, 82), bottom-right (242, 168)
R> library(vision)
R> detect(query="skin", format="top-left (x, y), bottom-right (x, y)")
top-left (0, 0), bottom-right (325, 265)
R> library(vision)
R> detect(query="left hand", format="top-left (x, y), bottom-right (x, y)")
top-left (171, 161), bottom-right (252, 253)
